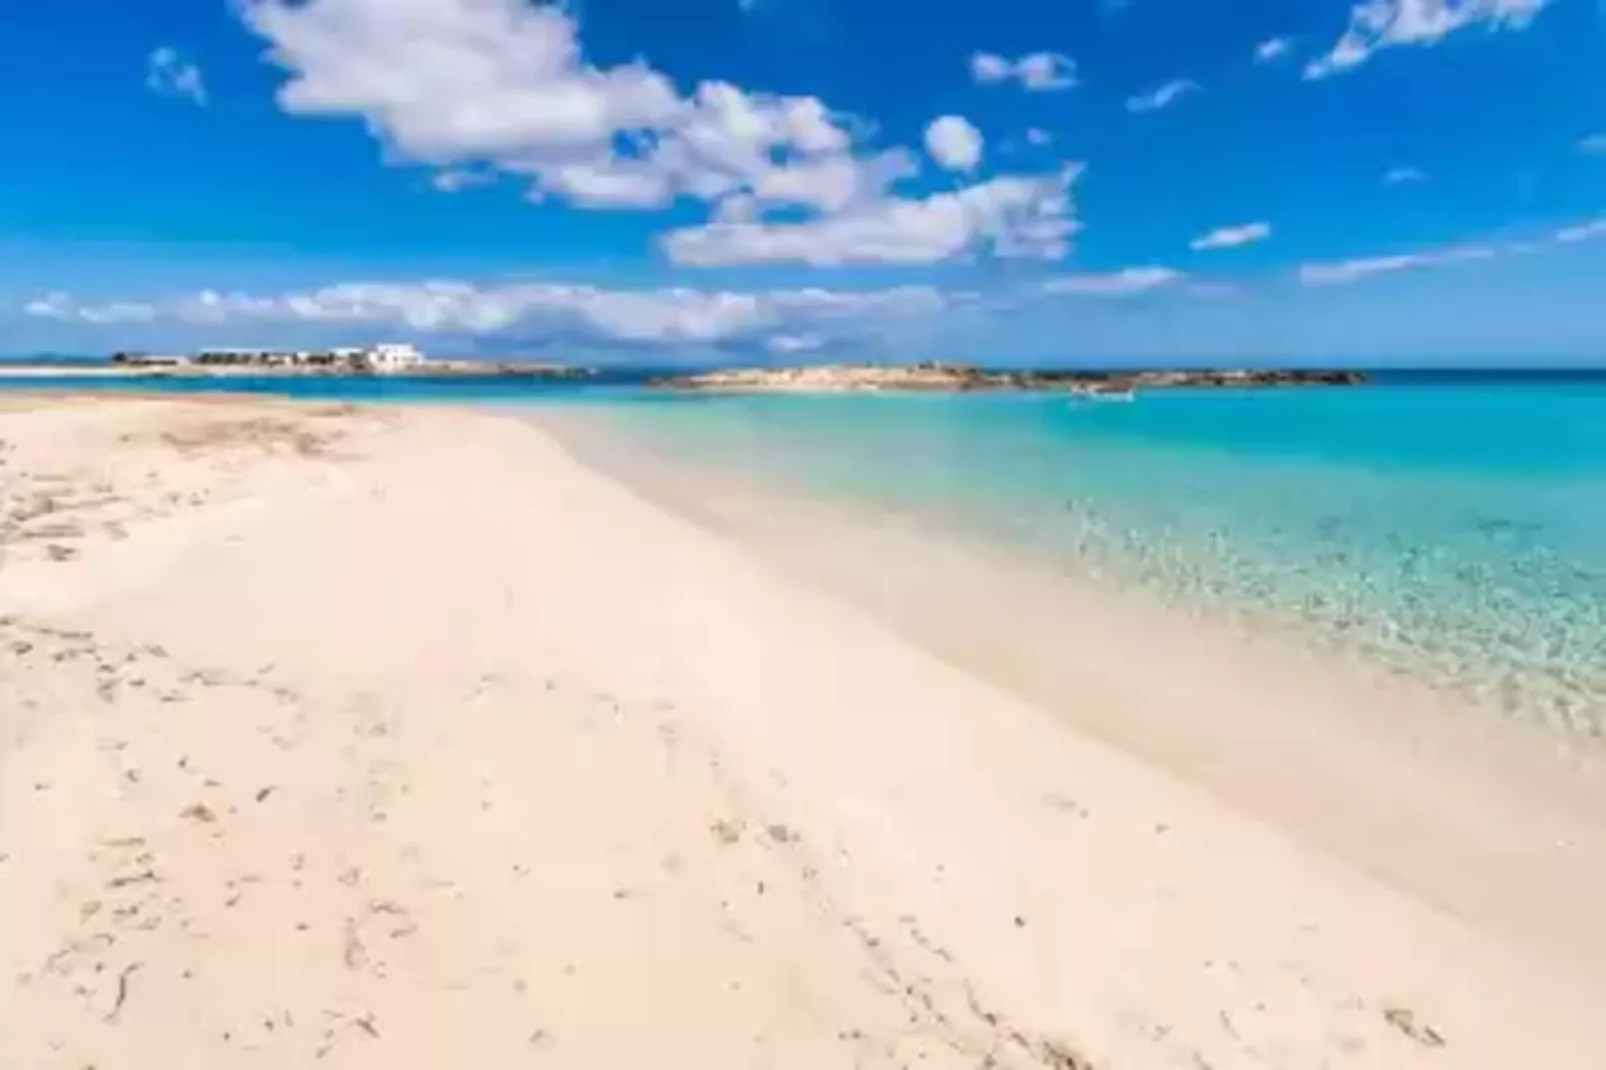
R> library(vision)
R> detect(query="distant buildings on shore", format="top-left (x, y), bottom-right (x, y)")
top-left (111, 342), bottom-right (425, 372)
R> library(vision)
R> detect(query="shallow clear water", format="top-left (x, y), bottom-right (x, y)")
top-left (558, 383), bottom-right (1606, 734)
top-left (7, 371), bottom-right (1605, 731)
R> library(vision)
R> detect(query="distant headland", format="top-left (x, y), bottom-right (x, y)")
top-left (0, 343), bottom-right (594, 380)
top-left (0, 351), bottom-right (1364, 393)
top-left (649, 363), bottom-right (1366, 394)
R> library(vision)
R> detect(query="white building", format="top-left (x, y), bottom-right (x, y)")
top-left (182, 343), bottom-right (425, 371)
top-left (357, 343), bottom-right (425, 372)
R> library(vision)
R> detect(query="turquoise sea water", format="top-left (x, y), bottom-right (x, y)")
top-left (7, 371), bottom-right (1605, 731)
top-left (558, 381), bottom-right (1606, 734)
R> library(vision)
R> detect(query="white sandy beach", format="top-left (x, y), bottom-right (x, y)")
top-left (4, 394), bottom-right (1606, 1069)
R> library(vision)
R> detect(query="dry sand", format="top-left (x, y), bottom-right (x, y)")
top-left (3, 395), bottom-right (1605, 1069)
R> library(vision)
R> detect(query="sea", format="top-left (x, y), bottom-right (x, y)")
top-left (5, 366), bottom-right (1605, 734)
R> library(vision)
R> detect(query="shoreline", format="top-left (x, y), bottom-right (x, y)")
top-left (0, 362), bottom-right (592, 380)
top-left (531, 404), bottom-right (1606, 971)
top-left (5, 393), bottom-right (1605, 1068)
top-left (0, 361), bottom-right (1365, 393)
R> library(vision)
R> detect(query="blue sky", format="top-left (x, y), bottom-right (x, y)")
top-left (3, 0), bottom-right (1605, 363)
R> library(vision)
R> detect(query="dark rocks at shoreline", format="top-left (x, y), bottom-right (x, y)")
top-left (479, 363), bottom-right (596, 379)
top-left (649, 363), bottom-right (1367, 393)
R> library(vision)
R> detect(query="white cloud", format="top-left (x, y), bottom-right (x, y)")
top-left (240, 0), bottom-right (1080, 266)
top-left (1305, 0), bottom-right (1551, 79)
top-left (1554, 218), bottom-right (1606, 243)
top-left (25, 292), bottom-right (159, 325)
top-left (1015, 52), bottom-right (1079, 91)
top-left (145, 46), bottom-right (207, 106)
top-left (924, 116), bottom-right (984, 172)
top-left (23, 293), bottom-right (73, 319)
top-left (23, 282), bottom-right (948, 346)
top-left (431, 169), bottom-right (494, 192)
top-left (1189, 222), bottom-right (1271, 251)
top-left (241, 0), bottom-right (894, 215)
top-left (1126, 79), bottom-right (1198, 113)
top-left (970, 52), bottom-right (1013, 83)
top-left (1577, 134), bottom-right (1606, 155)
top-left (537, 162), bottom-right (674, 209)
top-left (1382, 166), bottom-right (1429, 185)
top-left (1042, 266), bottom-right (1183, 296)
top-left (765, 333), bottom-right (825, 354)
top-left (1298, 243), bottom-right (1495, 284)
top-left (1025, 127), bottom-right (1052, 146)
top-left (660, 168), bottom-right (1080, 266)
top-left (1255, 37), bottom-right (1292, 63)
top-left (970, 51), bottom-right (1078, 91)
top-left (746, 150), bottom-right (919, 214)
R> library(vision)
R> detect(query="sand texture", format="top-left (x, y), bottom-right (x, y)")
top-left (3, 395), bottom-right (1604, 1069)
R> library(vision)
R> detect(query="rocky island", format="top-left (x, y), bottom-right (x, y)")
top-left (651, 363), bottom-right (1365, 394)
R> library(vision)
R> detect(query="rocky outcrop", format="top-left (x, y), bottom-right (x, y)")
top-left (435, 362), bottom-right (596, 379)
top-left (651, 363), bottom-right (1365, 394)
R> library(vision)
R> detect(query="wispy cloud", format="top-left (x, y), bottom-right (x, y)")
top-left (1382, 166), bottom-right (1429, 185)
top-left (1189, 222), bottom-right (1271, 251)
top-left (765, 333), bottom-right (825, 354)
top-left (1299, 244), bottom-right (1495, 284)
top-left (431, 169), bottom-right (495, 193)
top-left (1043, 266), bottom-right (1183, 296)
top-left (1305, 0), bottom-right (1552, 80)
top-left (1554, 217), bottom-right (1606, 243)
top-left (21, 281), bottom-right (951, 347)
top-left (25, 292), bottom-right (159, 325)
top-left (1577, 134), bottom-right (1606, 154)
top-left (1254, 37), bottom-right (1292, 63)
top-left (1126, 79), bottom-right (1198, 113)
top-left (145, 46), bottom-right (207, 106)
top-left (969, 51), bottom-right (1078, 91)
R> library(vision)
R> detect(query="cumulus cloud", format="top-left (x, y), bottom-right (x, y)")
top-left (240, 0), bottom-right (1078, 265)
top-left (1382, 166), bottom-right (1429, 185)
top-left (660, 168), bottom-right (1081, 267)
top-left (1298, 243), bottom-right (1495, 284)
top-left (23, 281), bottom-right (948, 346)
top-left (241, 0), bottom-right (894, 214)
top-left (145, 46), bottom-right (207, 105)
top-left (1305, 0), bottom-right (1551, 80)
top-left (924, 116), bottom-right (983, 172)
top-left (1189, 222), bottom-right (1271, 251)
top-left (1254, 37), bottom-right (1292, 63)
top-left (1126, 79), bottom-right (1198, 113)
top-left (969, 51), bottom-right (1078, 91)
top-left (1042, 266), bottom-right (1182, 296)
